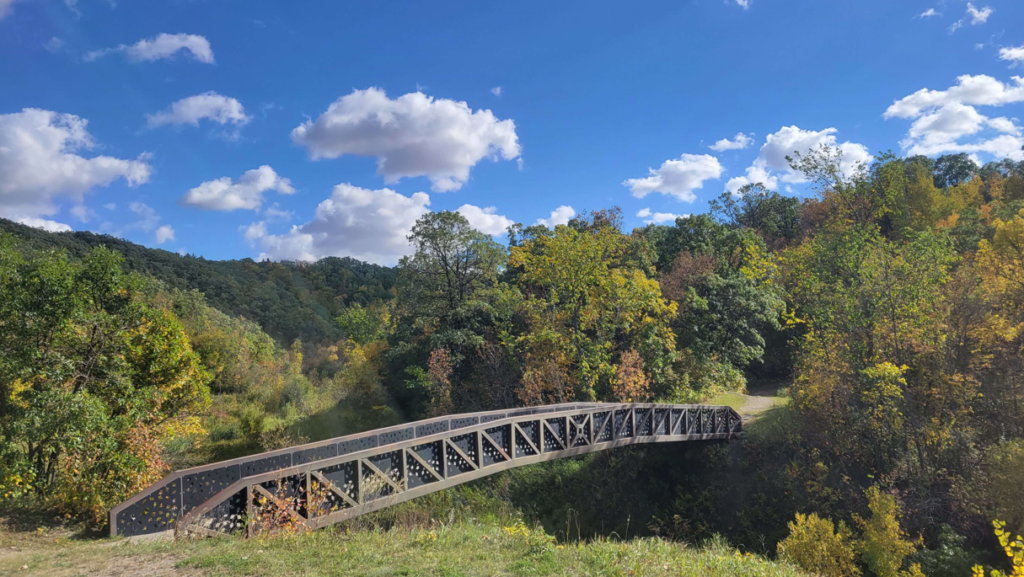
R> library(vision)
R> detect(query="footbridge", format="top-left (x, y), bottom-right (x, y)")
top-left (110, 403), bottom-right (741, 538)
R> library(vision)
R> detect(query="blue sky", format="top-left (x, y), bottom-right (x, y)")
top-left (2, 0), bottom-right (1023, 264)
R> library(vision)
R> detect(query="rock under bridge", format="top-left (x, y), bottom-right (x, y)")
top-left (110, 402), bottom-right (742, 538)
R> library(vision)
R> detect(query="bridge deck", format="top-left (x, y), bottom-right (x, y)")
top-left (110, 402), bottom-right (741, 538)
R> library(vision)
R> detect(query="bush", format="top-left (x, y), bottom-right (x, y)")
top-left (776, 512), bottom-right (861, 577)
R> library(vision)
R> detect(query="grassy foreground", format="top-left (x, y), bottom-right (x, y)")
top-left (0, 520), bottom-right (805, 577)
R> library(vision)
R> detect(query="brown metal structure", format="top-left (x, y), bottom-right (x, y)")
top-left (110, 402), bottom-right (741, 538)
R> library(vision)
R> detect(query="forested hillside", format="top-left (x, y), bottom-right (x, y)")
top-left (2, 149), bottom-right (1024, 576)
top-left (0, 218), bottom-right (397, 345)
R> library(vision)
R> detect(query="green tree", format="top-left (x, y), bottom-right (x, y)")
top-left (509, 210), bottom-right (677, 402)
top-left (933, 153), bottom-right (979, 188)
top-left (0, 237), bottom-right (211, 520)
top-left (709, 183), bottom-right (802, 247)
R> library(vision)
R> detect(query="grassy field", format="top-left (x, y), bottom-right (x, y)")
top-left (0, 518), bottom-right (806, 577)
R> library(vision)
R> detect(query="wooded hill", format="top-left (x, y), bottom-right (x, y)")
top-left (0, 218), bottom-right (397, 345)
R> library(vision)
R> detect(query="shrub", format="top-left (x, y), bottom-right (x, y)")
top-left (776, 512), bottom-right (861, 577)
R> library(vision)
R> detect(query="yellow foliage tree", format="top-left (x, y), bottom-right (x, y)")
top-left (857, 487), bottom-right (924, 577)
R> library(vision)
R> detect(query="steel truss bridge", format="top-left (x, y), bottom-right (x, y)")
top-left (110, 403), bottom-right (741, 538)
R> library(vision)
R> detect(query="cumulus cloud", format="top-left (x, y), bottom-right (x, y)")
top-left (885, 74), bottom-right (1024, 161)
top-left (709, 132), bottom-right (754, 151)
top-left (884, 75), bottom-right (1024, 119)
top-left (637, 208), bottom-right (686, 225)
top-left (17, 217), bottom-right (72, 232)
top-left (623, 154), bottom-right (724, 202)
top-left (181, 166), bottom-right (294, 211)
top-left (241, 221), bottom-right (267, 242)
top-left (536, 205), bottom-right (575, 228)
top-left (85, 33), bottom-right (214, 63)
top-left (146, 92), bottom-right (250, 129)
top-left (0, 109), bottom-right (151, 220)
top-left (247, 183), bottom-right (431, 265)
top-left (725, 126), bottom-right (872, 193)
top-left (1001, 44), bottom-right (1024, 67)
top-left (491, 87), bottom-right (502, 96)
top-left (735, 0), bottom-right (750, 8)
top-left (155, 225), bottom-right (175, 244)
top-left (291, 88), bottom-right (521, 192)
top-left (918, 8), bottom-right (939, 18)
top-left (456, 204), bottom-right (513, 235)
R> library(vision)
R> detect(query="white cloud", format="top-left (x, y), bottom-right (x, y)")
top-left (85, 33), bottom-right (214, 63)
top-left (623, 154), bottom-right (724, 202)
top-left (43, 37), bottom-right (65, 53)
top-left (536, 205), bottom-right (575, 228)
top-left (0, 109), bottom-right (151, 220)
top-left (146, 92), bottom-right (250, 129)
top-left (263, 203), bottom-right (294, 222)
top-left (918, 8), bottom-right (939, 18)
top-left (155, 224), bottom-right (175, 244)
top-left (456, 204), bottom-right (513, 235)
top-left (181, 166), bottom-right (294, 211)
top-left (16, 217), bottom-right (71, 232)
top-left (249, 183), bottom-right (431, 265)
top-left (1001, 45), bottom-right (1024, 67)
top-left (128, 202), bottom-right (160, 232)
top-left (241, 221), bottom-right (267, 243)
top-left (709, 132), bottom-right (754, 151)
top-left (735, 0), bottom-right (750, 8)
top-left (885, 75), bottom-right (1024, 161)
top-left (103, 203), bottom-right (117, 210)
top-left (949, 3), bottom-right (993, 33)
top-left (966, 3), bottom-right (992, 24)
top-left (884, 75), bottom-right (1024, 119)
top-left (725, 126), bottom-right (871, 193)
top-left (291, 88), bottom-right (521, 192)
top-left (637, 208), bottom-right (686, 225)
top-left (491, 87), bottom-right (502, 96)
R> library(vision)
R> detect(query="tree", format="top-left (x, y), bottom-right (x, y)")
top-left (509, 211), bottom-right (677, 402)
top-left (934, 153), bottom-right (979, 188)
top-left (709, 184), bottom-right (802, 247)
top-left (0, 237), bottom-right (211, 520)
top-left (398, 211), bottom-right (506, 321)
top-left (389, 212), bottom-right (510, 415)
top-left (644, 214), bottom-right (785, 392)
top-left (856, 487), bottom-right (924, 577)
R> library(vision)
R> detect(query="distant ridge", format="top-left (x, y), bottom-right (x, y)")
top-left (0, 218), bottom-right (397, 345)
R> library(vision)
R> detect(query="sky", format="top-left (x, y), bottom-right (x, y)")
top-left (1, 0), bottom-right (1023, 265)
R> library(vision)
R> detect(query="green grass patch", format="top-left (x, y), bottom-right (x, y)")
top-left (0, 520), bottom-right (806, 576)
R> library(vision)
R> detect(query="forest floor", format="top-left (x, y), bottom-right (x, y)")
top-left (0, 516), bottom-right (806, 577)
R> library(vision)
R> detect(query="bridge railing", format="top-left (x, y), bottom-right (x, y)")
top-left (110, 402), bottom-right (741, 538)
